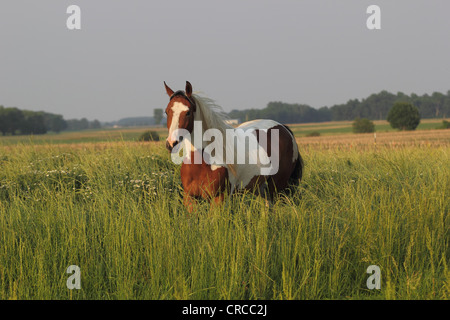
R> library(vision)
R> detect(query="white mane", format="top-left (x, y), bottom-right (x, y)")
top-left (191, 93), bottom-right (233, 134)
top-left (190, 93), bottom-right (240, 175)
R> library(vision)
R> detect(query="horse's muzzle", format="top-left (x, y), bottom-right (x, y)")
top-left (165, 140), bottom-right (174, 152)
top-left (166, 137), bottom-right (183, 152)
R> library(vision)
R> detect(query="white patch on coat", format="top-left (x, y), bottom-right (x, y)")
top-left (225, 120), bottom-right (279, 191)
top-left (167, 102), bottom-right (189, 145)
top-left (241, 120), bottom-right (298, 163)
top-left (226, 119), bottom-right (299, 191)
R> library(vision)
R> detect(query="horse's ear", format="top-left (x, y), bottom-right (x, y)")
top-left (164, 81), bottom-right (174, 97)
top-left (185, 81), bottom-right (193, 98)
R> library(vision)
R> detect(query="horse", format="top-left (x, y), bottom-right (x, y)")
top-left (163, 81), bottom-right (303, 212)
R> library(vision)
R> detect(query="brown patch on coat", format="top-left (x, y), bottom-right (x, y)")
top-left (242, 125), bottom-right (297, 198)
top-left (180, 151), bottom-right (229, 200)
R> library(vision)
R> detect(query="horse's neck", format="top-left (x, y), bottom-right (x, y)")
top-left (187, 109), bottom-right (207, 151)
top-left (184, 105), bottom-right (232, 168)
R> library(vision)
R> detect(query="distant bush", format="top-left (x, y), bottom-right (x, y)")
top-left (305, 131), bottom-right (321, 137)
top-left (387, 102), bottom-right (420, 131)
top-left (138, 130), bottom-right (160, 142)
top-left (437, 120), bottom-right (450, 129)
top-left (352, 118), bottom-right (375, 133)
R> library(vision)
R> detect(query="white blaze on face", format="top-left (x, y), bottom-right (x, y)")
top-left (167, 102), bottom-right (189, 147)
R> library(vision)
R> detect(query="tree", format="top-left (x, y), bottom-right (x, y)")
top-left (0, 106), bottom-right (5, 135)
top-left (21, 111), bottom-right (47, 134)
top-left (387, 102), bottom-right (421, 131)
top-left (79, 118), bottom-right (89, 130)
top-left (153, 109), bottom-right (163, 125)
top-left (90, 119), bottom-right (101, 129)
top-left (66, 118), bottom-right (90, 131)
top-left (352, 118), bottom-right (375, 133)
top-left (43, 113), bottom-right (67, 133)
top-left (1, 107), bottom-right (24, 135)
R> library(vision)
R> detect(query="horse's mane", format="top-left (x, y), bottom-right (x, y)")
top-left (191, 93), bottom-right (233, 133)
top-left (191, 93), bottom-right (237, 175)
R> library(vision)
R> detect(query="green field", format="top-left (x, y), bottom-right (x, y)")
top-left (0, 124), bottom-right (449, 299)
top-left (288, 119), bottom-right (444, 136)
top-left (0, 118), bottom-right (445, 146)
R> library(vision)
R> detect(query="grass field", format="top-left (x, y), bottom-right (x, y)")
top-left (0, 122), bottom-right (449, 299)
top-left (0, 118), bottom-right (445, 146)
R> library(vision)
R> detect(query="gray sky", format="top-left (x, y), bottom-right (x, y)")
top-left (1, 0), bottom-right (450, 122)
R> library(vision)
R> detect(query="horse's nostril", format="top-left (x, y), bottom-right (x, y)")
top-left (165, 140), bottom-right (173, 151)
top-left (179, 136), bottom-right (184, 142)
top-left (166, 140), bottom-right (179, 152)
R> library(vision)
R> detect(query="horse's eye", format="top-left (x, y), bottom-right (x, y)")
top-left (186, 111), bottom-right (191, 116)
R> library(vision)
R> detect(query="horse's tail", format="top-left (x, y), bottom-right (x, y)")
top-left (281, 124), bottom-right (304, 186)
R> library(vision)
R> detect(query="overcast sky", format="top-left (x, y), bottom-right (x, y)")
top-left (1, 0), bottom-right (450, 121)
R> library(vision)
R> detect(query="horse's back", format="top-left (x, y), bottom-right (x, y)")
top-left (237, 119), bottom-right (298, 160)
top-left (237, 119), bottom-right (283, 132)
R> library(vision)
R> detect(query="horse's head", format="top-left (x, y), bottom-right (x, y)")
top-left (164, 81), bottom-right (196, 152)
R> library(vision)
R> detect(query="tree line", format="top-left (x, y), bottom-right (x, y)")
top-left (0, 106), bottom-right (101, 136)
top-left (3, 89), bottom-right (449, 136)
top-left (228, 90), bottom-right (450, 123)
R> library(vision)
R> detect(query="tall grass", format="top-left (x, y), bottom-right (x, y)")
top-left (0, 142), bottom-right (448, 299)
